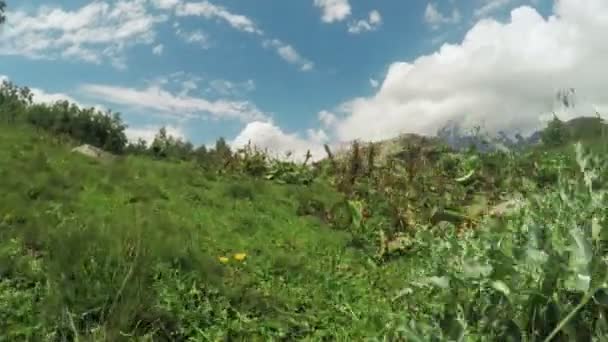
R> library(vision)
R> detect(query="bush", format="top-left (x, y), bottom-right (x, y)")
top-left (541, 114), bottom-right (570, 147)
top-left (386, 142), bottom-right (608, 340)
top-left (224, 182), bottom-right (256, 201)
top-left (0, 81), bottom-right (128, 153)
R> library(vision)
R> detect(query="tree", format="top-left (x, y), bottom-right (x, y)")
top-left (125, 138), bottom-right (148, 155)
top-left (541, 114), bottom-right (570, 147)
top-left (151, 127), bottom-right (169, 158)
top-left (0, 1), bottom-right (6, 24)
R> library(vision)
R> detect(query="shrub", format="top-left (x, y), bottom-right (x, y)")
top-left (224, 182), bottom-right (256, 201)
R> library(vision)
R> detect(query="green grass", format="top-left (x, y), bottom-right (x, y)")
top-left (0, 123), bottom-right (425, 340)
top-left (2, 122), bottom-right (608, 341)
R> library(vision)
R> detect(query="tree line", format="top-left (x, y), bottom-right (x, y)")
top-left (0, 80), bottom-right (239, 169)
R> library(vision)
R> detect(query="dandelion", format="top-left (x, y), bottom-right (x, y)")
top-left (218, 256), bottom-right (229, 263)
top-left (233, 253), bottom-right (247, 261)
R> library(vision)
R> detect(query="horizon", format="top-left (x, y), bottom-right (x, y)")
top-left (1, 0), bottom-right (607, 159)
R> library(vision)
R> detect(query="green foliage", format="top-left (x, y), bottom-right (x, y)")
top-left (386, 141), bottom-right (608, 340)
top-left (542, 114), bottom-right (571, 147)
top-left (149, 126), bottom-right (193, 160)
top-left (265, 159), bottom-right (314, 185)
top-left (224, 181), bottom-right (257, 200)
top-left (2, 124), bottom-right (378, 339)
top-left (3, 98), bottom-right (608, 340)
top-left (234, 141), bottom-right (268, 177)
top-left (1, 81), bottom-right (128, 153)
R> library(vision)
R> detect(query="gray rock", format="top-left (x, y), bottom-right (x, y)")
top-left (71, 144), bottom-right (114, 160)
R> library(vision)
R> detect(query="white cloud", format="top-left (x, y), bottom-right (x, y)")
top-left (175, 1), bottom-right (262, 35)
top-left (0, 1), bottom-right (167, 67)
top-left (329, 0), bottom-right (608, 143)
top-left (151, 0), bottom-right (181, 10)
top-left (314, 0), bottom-right (352, 23)
top-left (176, 28), bottom-right (210, 48)
top-left (231, 121), bottom-right (328, 161)
top-left (80, 83), bottom-right (269, 123)
top-left (207, 79), bottom-right (255, 96)
top-left (348, 10), bottom-right (382, 34)
top-left (171, 1), bottom-right (310, 70)
top-left (369, 78), bottom-right (379, 88)
top-left (125, 124), bottom-right (186, 145)
top-left (180, 80), bottom-right (198, 96)
top-left (30, 88), bottom-right (81, 105)
top-left (263, 39), bottom-right (314, 71)
top-left (424, 3), bottom-right (461, 29)
top-left (318, 110), bottom-right (338, 128)
top-left (1, 74), bottom-right (105, 111)
top-left (474, 0), bottom-right (516, 18)
top-left (152, 44), bottom-right (164, 55)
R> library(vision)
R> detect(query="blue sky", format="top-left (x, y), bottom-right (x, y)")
top-left (2, 0), bottom-right (607, 159)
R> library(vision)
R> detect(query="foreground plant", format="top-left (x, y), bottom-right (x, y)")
top-left (387, 142), bottom-right (608, 340)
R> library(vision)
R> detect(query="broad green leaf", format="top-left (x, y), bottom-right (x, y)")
top-left (574, 274), bottom-right (591, 292)
top-left (455, 170), bottom-right (475, 184)
top-left (491, 280), bottom-right (511, 297)
top-left (570, 226), bottom-right (592, 261)
top-left (347, 200), bottom-right (364, 230)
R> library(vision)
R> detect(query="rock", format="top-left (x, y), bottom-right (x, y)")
top-left (71, 144), bottom-right (114, 160)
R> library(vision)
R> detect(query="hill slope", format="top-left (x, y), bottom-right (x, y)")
top-left (0, 123), bottom-right (426, 340)
top-left (3, 121), bottom-right (608, 340)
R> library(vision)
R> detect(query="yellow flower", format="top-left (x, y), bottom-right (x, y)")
top-left (218, 256), bottom-right (229, 263)
top-left (233, 253), bottom-right (247, 261)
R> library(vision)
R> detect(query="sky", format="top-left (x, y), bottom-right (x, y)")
top-left (1, 0), bottom-right (607, 160)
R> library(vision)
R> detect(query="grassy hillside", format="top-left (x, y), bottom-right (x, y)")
top-left (0, 123), bottom-right (427, 340)
top-left (2, 115), bottom-right (608, 340)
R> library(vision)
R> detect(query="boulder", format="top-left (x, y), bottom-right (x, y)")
top-left (71, 144), bottom-right (114, 160)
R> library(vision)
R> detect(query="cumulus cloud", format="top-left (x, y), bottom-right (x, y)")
top-left (329, 0), bottom-right (608, 143)
top-left (369, 78), bottom-right (379, 88)
top-left (0, 1), bottom-right (167, 67)
top-left (318, 110), bottom-right (338, 128)
top-left (80, 83), bottom-right (269, 123)
top-left (263, 39), bottom-right (314, 71)
top-left (348, 10), bottom-right (382, 34)
top-left (424, 3), bottom-right (461, 29)
top-left (231, 121), bottom-right (329, 161)
top-left (314, 0), bottom-right (351, 23)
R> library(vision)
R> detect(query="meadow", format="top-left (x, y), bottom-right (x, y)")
top-left (2, 80), bottom-right (608, 341)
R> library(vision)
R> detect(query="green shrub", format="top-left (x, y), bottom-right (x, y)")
top-left (224, 182), bottom-right (256, 200)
